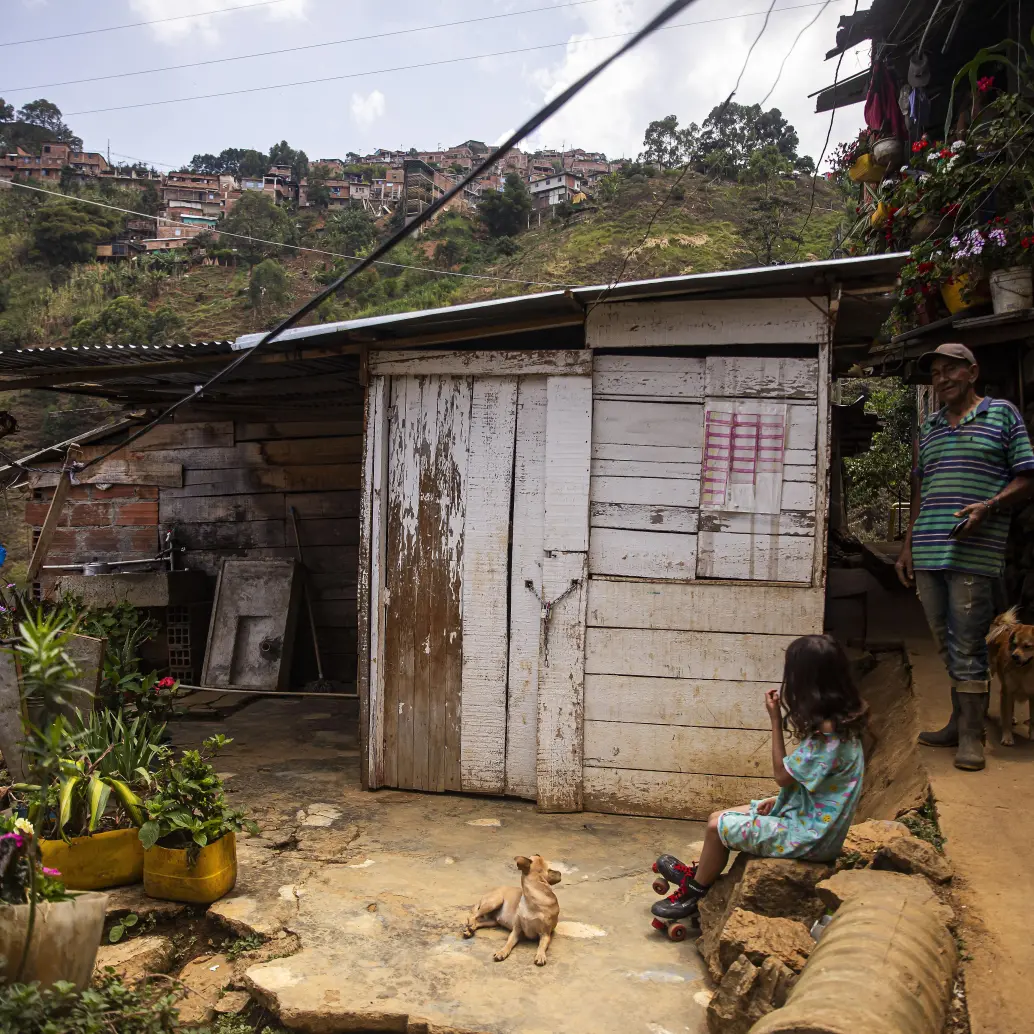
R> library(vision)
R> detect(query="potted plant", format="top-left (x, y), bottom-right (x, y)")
top-left (0, 612), bottom-right (110, 990)
top-left (33, 711), bottom-right (169, 890)
top-left (943, 219), bottom-right (1032, 313)
top-left (139, 735), bottom-right (258, 904)
top-left (0, 814), bottom-right (107, 991)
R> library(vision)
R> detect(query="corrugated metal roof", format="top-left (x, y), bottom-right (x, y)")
top-left (0, 254), bottom-right (906, 403)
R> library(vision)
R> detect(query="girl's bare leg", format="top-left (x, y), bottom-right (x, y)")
top-left (694, 805), bottom-right (748, 886)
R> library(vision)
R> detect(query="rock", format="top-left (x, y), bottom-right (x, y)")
top-left (94, 936), bottom-right (174, 985)
top-left (230, 932), bottom-right (301, 983)
top-left (873, 836), bottom-right (954, 884)
top-left (104, 885), bottom-right (186, 923)
top-left (717, 909), bottom-right (813, 978)
top-left (706, 953), bottom-right (759, 1034)
top-left (175, 953), bottom-right (232, 1025)
top-left (697, 855), bottom-right (830, 982)
top-left (214, 990), bottom-right (252, 1015)
top-left (839, 819), bottom-right (910, 864)
top-left (295, 824), bottom-right (361, 863)
top-left (817, 868), bottom-right (954, 927)
top-left (208, 894), bottom-right (289, 938)
top-left (706, 951), bottom-right (800, 1034)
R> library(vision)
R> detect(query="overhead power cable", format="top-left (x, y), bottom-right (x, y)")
top-left (4, 0), bottom-right (604, 93)
top-left (60, 1), bottom-right (847, 118)
top-left (2, 180), bottom-right (570, 288)
top-left (0, 0), bottom-right (292, 48)
top-left (78, 0), bottom-right (702, 472)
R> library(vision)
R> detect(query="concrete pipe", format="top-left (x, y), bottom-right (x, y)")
top-left (748, 891), bottom-right (956, 1034)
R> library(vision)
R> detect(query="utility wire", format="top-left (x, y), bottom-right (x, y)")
top-left (2, 179), bottom-right (570, 288)
top-left (760, 0), bottom-right (832, 105)
top-left (78, 0), bottom-right (702, 472)
top-left (0, 0), bottom-right (292, 48)
top-left (3, 0), bottom-right (605, 93)
top-left (60, 2), bottom-right (847, 118)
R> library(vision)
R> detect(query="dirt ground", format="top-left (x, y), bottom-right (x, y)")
top-left (172, 698), bottom-right (714, 1034)
top-left (867, 581), bottom-right (1034, 1034)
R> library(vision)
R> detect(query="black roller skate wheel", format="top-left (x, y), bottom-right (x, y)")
top-left (652, 877), bottom-right (670, 895)
top-left (668, 923), bottom-right (687, 942)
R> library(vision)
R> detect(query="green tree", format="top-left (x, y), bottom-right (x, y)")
top-left (0, 98), bottom-right (13, 123)
top-left (189, 148), bottom-right (268, 177)
top-left (68, 296), bottom-right (185, 347)
top-left (696, 103), bottom-right (804, 179)
top-left (219, 191), bottom-right (296, 264)
top-left (843, 380), bottom-right (916, 537)
top-left (479, 173), bottom-right (532, 237)
top-left (31, 202), bottom-right (120, 265)
top-left (14, 98), bottom-right (81, 149)
top-left (247, 258), bottom-right (291, 311)
top-left (306, 164), bottom-right (332, 210)
top-left (639, 115), bottom-right (697, 168)
top-left (738, 145), bottom-right (804, 266)
top-left (324, 207), bottom-right (377, 256)
top-left (268, 140), bottom-right (308, 180)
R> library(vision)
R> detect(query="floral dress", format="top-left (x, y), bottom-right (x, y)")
top-left (716, 732), bottom-right (864, 862)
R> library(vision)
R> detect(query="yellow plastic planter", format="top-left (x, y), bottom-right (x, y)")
top-left (41, 829), bottom-right (144, 890)
top-left (940, 275), bottom-right (990, 314)
top-left (848, 154), bottom-right (887, 184)
top-left (143, 832), bottom-right (237, 904)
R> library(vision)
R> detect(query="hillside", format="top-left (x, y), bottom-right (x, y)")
top-left (88, 169), bottom-right (845, 343)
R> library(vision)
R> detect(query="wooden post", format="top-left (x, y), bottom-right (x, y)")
top-left (26, 450), bottom-right (76, 583)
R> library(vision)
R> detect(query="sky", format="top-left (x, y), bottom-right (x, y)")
top-left (1, 0), bottom-right (871, 171)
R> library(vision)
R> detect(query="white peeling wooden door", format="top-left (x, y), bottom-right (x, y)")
top-left (373, 365), bottom-right (591, 805)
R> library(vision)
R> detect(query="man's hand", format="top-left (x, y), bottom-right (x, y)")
top-left (952, 501), bottom-right (990, 539)
top-left (756, 797), bottom-right (777, 816)
top-left (764, 688), bottom-right (782, 721)
top-left (895, 541), bottom-right (914, 587)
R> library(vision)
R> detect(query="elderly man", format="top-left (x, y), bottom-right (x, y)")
top-left (896, 343), bottom-right (1034, 771)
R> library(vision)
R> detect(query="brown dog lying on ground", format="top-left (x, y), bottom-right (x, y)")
top-left (987, 607), bottom-right (1034, 746)
top-left (463, 855), bottom-right (561, 966)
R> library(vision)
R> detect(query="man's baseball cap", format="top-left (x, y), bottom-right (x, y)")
top-left (916, 342), bottom-right (977, 374)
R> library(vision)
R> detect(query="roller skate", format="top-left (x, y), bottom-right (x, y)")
top-left (650, 854), bottom-right (696, 896)
top-left (649, 855), bottom-right (701, 942)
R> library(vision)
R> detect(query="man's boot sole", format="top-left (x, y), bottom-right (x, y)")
top-left (918, 735), bottom-right (959, 748)
top-left (953, 757), bottom-right (986, 771)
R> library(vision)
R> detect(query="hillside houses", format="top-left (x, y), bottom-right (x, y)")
top-left (1, 136), bottom-right (627, 255)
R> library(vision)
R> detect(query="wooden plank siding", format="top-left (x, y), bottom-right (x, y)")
top-left (580, 326), bottom-right (830, 821)
top-left (152, 406), bottom-right (366, 689)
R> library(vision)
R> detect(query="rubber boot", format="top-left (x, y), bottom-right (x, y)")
top-left (918, 688), bottom-right (960, 748)
top-left (954, 692), bottom-right (988, 771)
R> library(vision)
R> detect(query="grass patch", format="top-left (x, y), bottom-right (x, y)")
top-left (902, 794), bottom-right (947, 853)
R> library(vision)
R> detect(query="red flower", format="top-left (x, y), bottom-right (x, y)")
top-left (904, 287), bottom-right (915, 296)
top-left (977, 76), bottom-right (995, 92)
top-left (938, 149), bottom-right (952, 159)
top-left (157, 676), bottom-right (176, 690)
top-left (911, 142), bottom-right (926, 154)
top-left (917, 262), bottom-right (935, 274)
top-left (1022, 237), bottom-right (1032, 249)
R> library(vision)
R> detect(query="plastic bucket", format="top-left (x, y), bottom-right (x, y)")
top-left (940, 274), bottom-right (988, 314)
top-left (990, 266), bottom-right (1034, 313)
top-left (41, 828), bottom-right (144, 890)
top-left (143, 831), bottom-right (237, 904)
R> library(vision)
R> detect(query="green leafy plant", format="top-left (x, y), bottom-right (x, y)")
top-left (223, 932), bottom-right (265, 960)
top-left (0, 815), bottom-right (68, 906)
top-left (902, 795), bottom-right (947, 853)
top-left (0, 973), bottom-right (180, 1034)
top-left (108, 911), bottom-right (139, 943)
top-left (139, 735), bottom-right (258, 865)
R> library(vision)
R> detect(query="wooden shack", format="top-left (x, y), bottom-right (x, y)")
top-left (0, 254), bottom-right (904, 819)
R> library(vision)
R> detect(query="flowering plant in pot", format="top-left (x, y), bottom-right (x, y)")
top-left (882, 240), bottom-right (951, 337)
top-left (947, 218), bottom-right (1034, 312)
top-left (139, 735), bottom-right (258, 904)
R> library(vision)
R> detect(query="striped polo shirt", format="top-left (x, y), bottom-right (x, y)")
top-left (912, 397), bottom-right (1034, 576)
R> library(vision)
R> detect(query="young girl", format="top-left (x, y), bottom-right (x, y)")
top-left (652, 634), bottom-right (868, 922)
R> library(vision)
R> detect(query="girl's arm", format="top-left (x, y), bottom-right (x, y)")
top-left (765, 688), bottom-right (795, 787)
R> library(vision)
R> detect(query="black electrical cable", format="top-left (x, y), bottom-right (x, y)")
top-left (79, 0), bottom-right (703, 473)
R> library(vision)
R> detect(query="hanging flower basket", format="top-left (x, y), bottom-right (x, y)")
top-left (848, 153), bottom-right (887, 184)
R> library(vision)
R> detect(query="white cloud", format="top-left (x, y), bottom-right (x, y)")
top-left (351, 90), bottom-right (386, 129)
top-left (525, 0), bottom-right (868, 167)
top-left (128, 0), bottom-right (307, 45)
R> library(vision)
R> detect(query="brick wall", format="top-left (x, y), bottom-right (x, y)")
top-left (28, 483), bottom-right (160, 585)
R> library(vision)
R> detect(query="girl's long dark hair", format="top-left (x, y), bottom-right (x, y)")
top-left (780, 634), bottom-right (868, 740)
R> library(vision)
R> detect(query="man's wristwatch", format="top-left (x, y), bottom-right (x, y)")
top-left (984, 497), bottom-right (1001, 514)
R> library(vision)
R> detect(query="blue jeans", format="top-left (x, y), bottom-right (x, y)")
top-left (914, 570), bottom-right (995, 692)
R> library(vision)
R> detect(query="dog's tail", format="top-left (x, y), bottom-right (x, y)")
top-left (987, 606), bottom-right (1021, 646)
